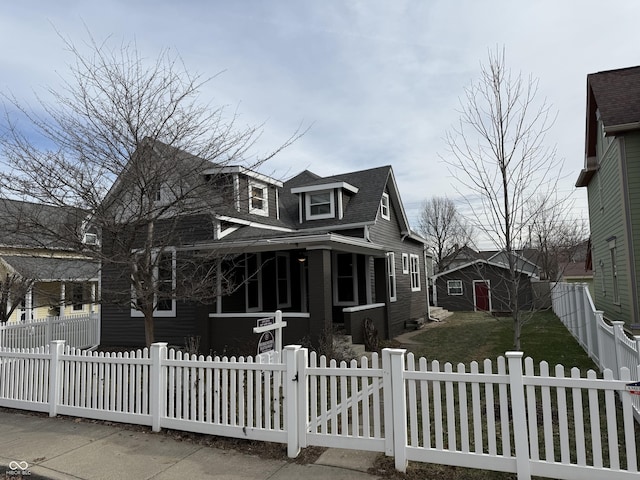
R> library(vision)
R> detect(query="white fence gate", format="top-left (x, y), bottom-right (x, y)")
top-left (1, 341), bottom-right (639, 480)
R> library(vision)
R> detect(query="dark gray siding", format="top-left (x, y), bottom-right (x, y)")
top-left (435, 264), bottom-right (533, 312)
top-left (368, 189), bottom-right (427, 338)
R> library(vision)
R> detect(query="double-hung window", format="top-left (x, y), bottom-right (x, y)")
top-left (380, 193), bottom-right (390, 220)
top-left (409, 254), bottom-right (421, 292)
top-left (447, 280), bottom-right (463, 295)
top-left (131, 248), bottom-right (176, 317)
top-left (387, 252), bottom-right (397, 302)
top-left (307, 191), bottom-right (334, 219)
top-left (245, 253), bottom-right (263, 311)
top-left (333, 253), bottom-right (357, 305)
top-left (249, 182), bottom-right (268, 216)
top-left (276, 252), bottom-right (291, 308)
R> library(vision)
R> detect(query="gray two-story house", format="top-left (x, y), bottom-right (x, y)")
top-left (99, 140), bottom-right (429, 352)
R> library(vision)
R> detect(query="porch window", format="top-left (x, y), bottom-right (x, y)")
top-left (131, 248), bottom-right (176, 317)
top-left (409, 254), bottom-right (421, 292)
top-left (249, 182), bottom-right (268, 216)
top-left (245, 253), bottom-right (263, 311)
top-left (380, 192), bottom-right (390, 220)
top-left (306, 191), bottom-right (334, 220)
top-left (447, 280), bottom-right (463, 295)
top-left (333, 253), bottom-right (357, 305)
top-left (387, 252), bottom-right (397, 302)
top-left (276, 252), bottom-right (291, 308)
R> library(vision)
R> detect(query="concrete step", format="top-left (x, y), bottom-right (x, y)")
top-left (429, 306), bottom-right (453, 321)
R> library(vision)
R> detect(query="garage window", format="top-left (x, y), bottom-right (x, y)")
top-left (447, 280), bottom-right (463, 296)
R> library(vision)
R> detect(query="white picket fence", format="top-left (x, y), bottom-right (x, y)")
top-left (1, 340), bottom-right (639, 479)
top-left (0, 312), bottom-right (100, 350)
top-left (551, 282), bottom-right (640, 421)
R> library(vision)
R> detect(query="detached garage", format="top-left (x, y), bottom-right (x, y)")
top-left (432, 259), bottom-right (535, 313)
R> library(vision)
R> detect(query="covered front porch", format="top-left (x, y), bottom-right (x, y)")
top-left (196, 233), bottom-right (392, 353)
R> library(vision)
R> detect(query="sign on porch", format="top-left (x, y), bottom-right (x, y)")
top-left (253, 310), bottom-right (287, 356)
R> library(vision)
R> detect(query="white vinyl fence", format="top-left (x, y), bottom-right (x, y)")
top-left (551, 282), bottom-right (640, 421)
top-left (1, 340), bottom-right (639, 480)
top-left (0, 313), bottom-right (100, 350)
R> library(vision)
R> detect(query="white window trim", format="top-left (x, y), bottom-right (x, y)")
top-left (245, 253), bottom-right (263, 312)
top-left (447, 279), bottom-right (463, 296)
top-left (306, 190), bottom-right (335, 220)
top-left (131, 248), bottom-right (177, 318)
top-left (380, 192), bottom-right (390, 220)
top-left (409, 254), bottom-right (421, 292)
top-left (249, 181), bottom-right (269, 217)
top-left (387, 252), bottom-right (397, 302)
top-left (276, 252), bottom-right (292, 309)
top-left (401, 253), bottom-right (409, 274)
top-left (332, 252), bottom-right (358, 306)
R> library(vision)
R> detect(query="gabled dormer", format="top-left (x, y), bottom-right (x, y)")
top-left (202, 166), bottom-right (283, 220)
top-left (291, 181), bottom-right (359, 222)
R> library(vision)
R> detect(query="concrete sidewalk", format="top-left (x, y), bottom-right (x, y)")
top-left (0, 410), bottom-right (382, 480)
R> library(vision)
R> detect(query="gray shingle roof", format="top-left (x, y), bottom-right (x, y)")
top-left (588, 66), bottom-right (640, 127)
top-left (0, 199), bottom-right (85, 250)
top-left (280, 165), bottom-right (392, 229)
top-left (1, 255), bottom-right (99, 281)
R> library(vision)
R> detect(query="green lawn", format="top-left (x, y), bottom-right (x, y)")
top-left (369, 310), bottom-right (637, 480)
top-left (406, 310), bottom-right (598, 372)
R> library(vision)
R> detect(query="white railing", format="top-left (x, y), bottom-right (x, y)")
top-left (551, 282), bottom-right (640, 420)
top-left (0, 341), bottom-right (638, 480)
top-left (0, 312), bottom-right (100, 350)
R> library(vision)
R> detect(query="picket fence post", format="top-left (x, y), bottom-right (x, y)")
top-left (594, 311), bottom-right (606, 371)
top-left (612, 321), bottom-right (625, 379)
top-left (506, 352), bottom-right (531, 480)
top-left (383, 348), bottom-right (408, 472)
top-left (284, 344), bottom-right (303, 458)
top-left (48, 340), bottom-right (65, 417)
top-left (295, 346), bottom-right (309, 450)
top-left (581, 284), bottom-right (594, 358)
top-left (150, 342), bottom-right (167, 432)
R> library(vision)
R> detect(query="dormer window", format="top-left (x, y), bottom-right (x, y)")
top-left (291, 181), bottom-right (358, 222)
top-left (307, 191), bottom-right (334, 219)
top-left (249, 182), bottom-right (268, 216)
top-left (380, 192), bottom-right (390, 220)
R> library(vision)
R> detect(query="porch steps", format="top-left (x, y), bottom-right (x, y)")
top-left (333, 334), bottom-right (370, 360)
top-left (429, 306), bottom-right (453, 322)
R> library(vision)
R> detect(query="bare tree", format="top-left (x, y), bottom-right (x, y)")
top-left (528, 194), bottom-right (588, 281)
top-left (442, 47), bottom-right (561, 349)
top-left (0, 33), bottom-right (299, 345)
top-left (418, 196), bottom-right (474, 272)
top-left (0, 274), bottom-right (34, 324)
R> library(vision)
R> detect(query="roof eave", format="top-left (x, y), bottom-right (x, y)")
top-left (576, 166), bottom-right (598, 187)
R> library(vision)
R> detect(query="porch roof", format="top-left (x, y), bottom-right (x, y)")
top-left (181, 231), bottom-right (389, 257)
top-left (0, 255), bottom-right (99, 282)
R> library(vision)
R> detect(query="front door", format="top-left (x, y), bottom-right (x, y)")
top-left (474, 281), bottom-right (490, 311)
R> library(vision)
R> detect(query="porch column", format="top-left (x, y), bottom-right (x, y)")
top-left (60, 283), bottom-right (65, 319)
top-left (374, 257), bottom-right (390, 338)
top-left (25, 287), bottom-right (33, 323)
top-left (306, 248), bottom-right (333, 346)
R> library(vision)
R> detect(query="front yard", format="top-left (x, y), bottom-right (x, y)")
top-left (369, 310), bottom-right (639, 480)
top-left (405, 310), bottom-right (598, 371)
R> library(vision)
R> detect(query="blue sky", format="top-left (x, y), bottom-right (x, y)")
top-left (2, 0), bottom-right (640, 236)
